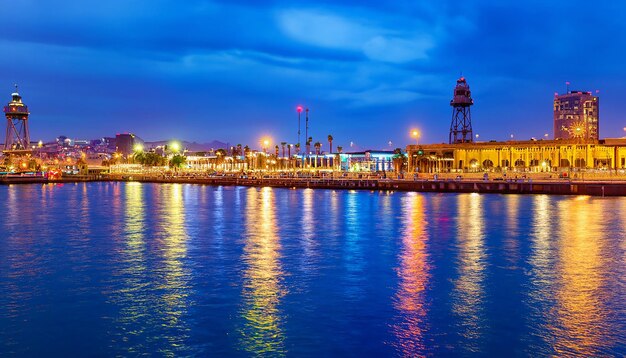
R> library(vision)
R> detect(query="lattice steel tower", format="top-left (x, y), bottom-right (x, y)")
top-left (449, 77), bottom-right (474, 144)
top-left (3, 85), bottom-right (31, 153)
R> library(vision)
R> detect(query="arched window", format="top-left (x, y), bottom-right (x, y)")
top-left (574, 158), bottom-right (586, 168)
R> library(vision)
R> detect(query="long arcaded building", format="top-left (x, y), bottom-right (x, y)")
top-left (407, 138), bottom-right (626, 173)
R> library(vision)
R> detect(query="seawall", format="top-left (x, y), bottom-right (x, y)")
top-left (1, 175), bottom-right (621, 196)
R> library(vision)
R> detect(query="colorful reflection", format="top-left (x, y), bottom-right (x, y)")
top-left (391, 193), bottom-right (431, 356)
top-left (452, 193), bottom-right (486, 350)
top-left (299, 188), bottom-right (319, 270)
top-left (239, 187), bottom-right (286, 355)
top-left (552, 197), bottom-right (610, 356)
top-left (503, 195), bottom-right (521, 264)
top-left (525, 194), bottom-right (557, 352)
top-left (343, 190), bottom-right (365, 299)
top-left (157, 183), bottom-right (191, 346)
top-left (111, 181), bottom-right (149, 353)
top-left (110, 183), bottom-right (191, 354)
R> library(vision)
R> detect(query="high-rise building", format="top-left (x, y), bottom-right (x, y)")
top-left (115, 133), bottom-right (143, 156)
top-left (553, 90), bottom-right (599, 140)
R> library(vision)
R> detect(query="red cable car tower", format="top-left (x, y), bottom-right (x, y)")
top-left (3, 85), bottom-right (31, 154)
top-left (449, 77), bottom-right (474, 144)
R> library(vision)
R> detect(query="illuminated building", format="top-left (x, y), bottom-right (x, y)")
top-left (554, 90), bottom-right (599, 140)
top-left (115, 133), bottom-right (144, 156)
top-left (407, 138), bottom-right (626, 173)
top-left (407, 81), bottom-right (620, 173)
top-left (336, 150), bottom-right (396, 171)
top-left (3, 85), bottom-right (31, 154)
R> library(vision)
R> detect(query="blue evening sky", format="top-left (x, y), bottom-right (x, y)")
top-left (1, 1), bottom-right (624, 149)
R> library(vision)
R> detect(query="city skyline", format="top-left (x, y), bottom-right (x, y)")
top-left (1, 1), bottom-right (625, 148)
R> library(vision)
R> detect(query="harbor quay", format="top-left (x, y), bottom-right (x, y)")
top-left (108, 173), bottom-right (626, 196)
top-left (4, 170), bottom-right (626, 196)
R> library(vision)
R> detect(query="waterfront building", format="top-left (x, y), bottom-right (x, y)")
top-left (554, 90), bottom-right (599, 140)
top-left (337, 150), bottom-right (396, 172)
top-left (115, 133), bottom-right (143, 156)
top-left (407, 138), bottom-right (626, 173)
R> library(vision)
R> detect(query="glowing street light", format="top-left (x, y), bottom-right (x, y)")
top-left (133, 143), bottom-right (144, 152)
top-left (297, 105), bottom-right (303, 148)
top-left (411, 129), bottom-right (420, 145)
top-left (170, 141), bottom-right (181, 153)
top-left (261, 138), bottom-right (271, 153)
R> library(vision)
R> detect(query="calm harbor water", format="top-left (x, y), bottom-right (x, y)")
top-left (0, 182), bottom-right (624, 356)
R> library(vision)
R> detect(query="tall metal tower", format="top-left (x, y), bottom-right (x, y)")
top-left (3, 85), bottom-right (31, 153)
top-left (449, 77), bottom-right (474, 144)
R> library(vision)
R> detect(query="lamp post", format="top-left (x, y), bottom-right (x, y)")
top-left (297, 106), bottom-right (303, 150)
top-left (411, 129), bottom-right (420, 145)
top-left (303, 108), bottom-right (309, 168)
top-left (262, 139), bottom-right (269, 154)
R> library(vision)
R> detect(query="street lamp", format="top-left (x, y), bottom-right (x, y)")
top-left (297, 106), bottom-right (303, 149)
top-left (170, 141), bottom-right (181, 153)
top-left (261, 138), bottom-right (270, 154)
top-left (411, 129), bottom-right (420, 145)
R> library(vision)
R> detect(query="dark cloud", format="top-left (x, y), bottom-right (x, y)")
top-left (0, 0), bottom-right (623, 147)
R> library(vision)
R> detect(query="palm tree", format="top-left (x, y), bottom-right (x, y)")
top-left (133, 150), bottom-right (146, 165)
top-left (280, 142), bottom-right (286, 158)
top-left (314, 142), bottom-right (321, 168)
top-left (236, 144), bottom-right (242, 156)
top-left (314, 142), bottom-right (321, 155)
top-left (169, 154), bottom-right (186, 171)
top-left (336, 146), bottom-right (343, 170)
top-left (244, 145), bottom-right (250, 170)
top-left (392, 148), bottom-right (407, 174)
top-left (327, 134), bottom-right (333, 154)
top-left (274, 145), bottom-right (279, 157)
top-left (215, 148), bottom-right (227, 169)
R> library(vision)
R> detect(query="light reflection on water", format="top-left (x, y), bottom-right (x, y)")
top-left (452, 193), bottom-right (487, 351)
top-left (391, 192), bottom-right (430, 356)
top-left (553, 197), bottom-right (610, 356)
top-left (0, 183), bottom-right (624, 356)
top-left (239, 187), bottom-right (286, 355)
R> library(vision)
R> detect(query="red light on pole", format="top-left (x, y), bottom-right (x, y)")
top-left (297, 106), bottom-right (303, 113)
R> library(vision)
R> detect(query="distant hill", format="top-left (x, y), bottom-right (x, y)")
top-left (144, 140), bottom-right (229, 151)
